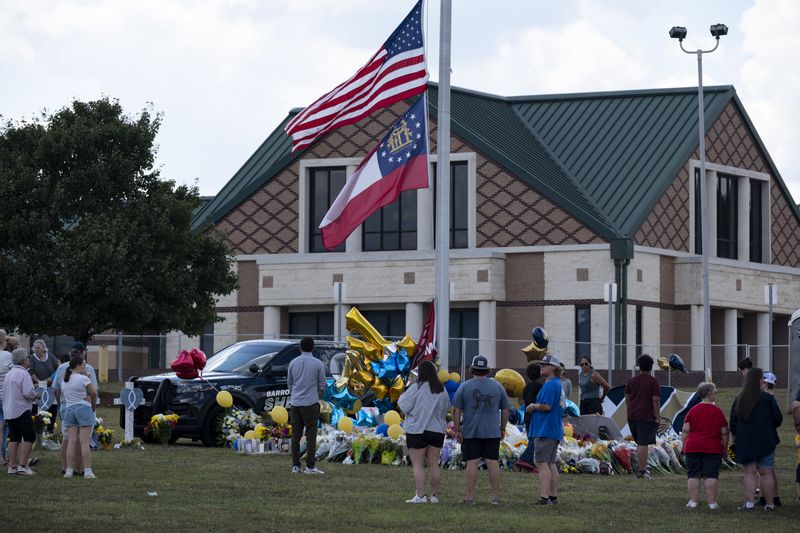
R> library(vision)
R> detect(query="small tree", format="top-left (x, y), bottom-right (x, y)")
top-left (0, 98), bottom-right (238, 341)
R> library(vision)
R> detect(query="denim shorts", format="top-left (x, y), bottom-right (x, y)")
top-left (757, 452), bottom-right (775, 468)
top-left (62, 404), bottom-right (95, 428)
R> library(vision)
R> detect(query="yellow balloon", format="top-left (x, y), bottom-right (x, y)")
top-left (345, 399), bottom-right (362, 415)
top-left (387, 424), bottom-right (404, 439)
top-left (495, 368), bottom-right (525, 398)
top-left (216, 391), bottom-right (233, 408)
top-left (271, 405), bottom-right (289, 425)
top-left (437, 369), bottom-right (451, 383)
top-left (384, 410), bottom-right (402, 426)
top-left (345, 307), bottom-right (389, 349)
top-left (449, 372), bottom-right (461, 383)
top-left (337, 416), bottom-right (354, 433)
top-left (254, 423), bottom-right (263, 431)
top-left (244, 430), bottom-right (256, 439)
top-left (389, 375), bottom-right (405, 403)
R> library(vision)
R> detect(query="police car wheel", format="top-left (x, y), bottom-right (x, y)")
top-left (201, 405), bottom-right (227, 447)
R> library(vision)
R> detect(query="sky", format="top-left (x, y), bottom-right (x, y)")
top-left (2, 0), bottom-right (799, 202)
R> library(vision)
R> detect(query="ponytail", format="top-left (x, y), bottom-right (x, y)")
top-left (65, 355), bottom-right (85, 383)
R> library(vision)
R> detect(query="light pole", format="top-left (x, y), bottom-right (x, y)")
top-left (670, 23), bottom-right (727, 382)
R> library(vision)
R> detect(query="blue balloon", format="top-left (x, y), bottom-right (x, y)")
top-left (330, 407), bottom-right (346, 427)
top-left (372, 398), bottom-right (394, 414)
top-left (669, 353), bottom-right (687, 373)
top-left (518, 404), bottom-right (526, 423)
top-left (444, 379), bottom-right (459, 402)
top-left (376, 423), bottom-right (389, 437)
top-left (565, 399), bottom-right (580, 417)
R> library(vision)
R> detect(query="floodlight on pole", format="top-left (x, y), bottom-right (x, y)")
top-left (670, 23), bottom-right (727, 382)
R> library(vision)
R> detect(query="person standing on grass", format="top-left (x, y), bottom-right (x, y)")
top-left (0, 329), bottom-right (13, 465)
top-left (578, 356), bottom-right (609, 415)
top-left (730, 367), bottom-right (782, 511)
top-left (515, 362), bottom-right (543, 472)
top-left (28, 339), bottom-right (60, 431)
top-left (397, 360), bottom-right (450, 504)
top-left (3, 349), bottom-right (39, 475)
top-left (792, 386), bottom-right (800, 502)
top-left (680, 382), bottom-right (728, 510)
top-left (287, 337), bottom-right (326, 475)
top-left (528, 354), bottom-right (565, 506)
top-left (737, 357), bottom-right (752, 377)
top-left (53, 342), bottom-right (98, 475)
top-left (452, 355), bottom-right (510, 505)
top-left (60, 356), bottom-right (98, 479)
top-left (625, 354), bottom-right (660, 479)
top-left (757, 372), bottom-right (782, 506)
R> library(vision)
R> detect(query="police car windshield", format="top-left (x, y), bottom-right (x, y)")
top-left (204, 342), bottom-right (287, 373)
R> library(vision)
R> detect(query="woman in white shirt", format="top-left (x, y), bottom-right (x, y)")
top-left (397, 360), bottom-right (450, 504)
top-left (60, 356), bottom-right (97, 479)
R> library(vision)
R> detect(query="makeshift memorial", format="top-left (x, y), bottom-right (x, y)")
top-left (96, 426), bottom-right (115, 449)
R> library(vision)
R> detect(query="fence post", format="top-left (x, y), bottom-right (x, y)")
top-left (461, 338), bottom-right (466, 377)
top-left (116, 331), bottom-right (123, 383)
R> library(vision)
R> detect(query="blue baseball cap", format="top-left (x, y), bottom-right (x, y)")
top-left (470, 355), bottom-right (490, 370)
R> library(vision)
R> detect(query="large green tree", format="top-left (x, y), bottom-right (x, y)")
top-left (0, 98), bottom-right (238, 341)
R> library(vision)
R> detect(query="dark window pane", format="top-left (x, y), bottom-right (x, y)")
top-left (384, 202), bottom-right (400, 230)
top-left (310, 167), bottom-right (346, 253)
top-left (716, 174), bottom-right (738, 259)
top-left (401, 231), bottom-right (417, 250)
top-left (453, 230), bottom-right (468, 249)
top-left (383, 233), bottom-right (399, 250)
top-left (401, 190), bottom-right (417, 230)
top-left (364, 233), bottom-right (380, 251)
top-left (749, 180), bottom-right (762, 263)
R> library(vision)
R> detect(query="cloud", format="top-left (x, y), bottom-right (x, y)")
top-left (459, 20), bottom-right (648, 95)
top-left (739, 0), bottom-right (800, 199)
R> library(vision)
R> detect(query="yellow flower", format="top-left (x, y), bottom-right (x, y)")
top-left (97, 426), bottom-right (105, 433)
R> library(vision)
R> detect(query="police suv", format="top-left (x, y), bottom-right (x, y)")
top-left (121, 339), bottom-right (347, 446)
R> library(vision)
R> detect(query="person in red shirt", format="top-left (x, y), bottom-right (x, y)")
top-left (625, 354), bottom-right (661, 478)
top-left (681, 382), bottom-right (729, 510)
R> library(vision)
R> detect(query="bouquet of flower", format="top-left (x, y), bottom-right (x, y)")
top-left (365, 436), bottom-right (382, 463)
top-left (351, 436), bottom-right (367, 464)
top-left (96, 426), bottom-right (115, 448)
top-left (145, 413), bottom-right (180, 445)
top-left (611, 444), bottom-right (633, 474)
top-left (219, 408), bottom-right (263, 447)
top-left (270, 424), bottom-right (292, 439)
top-left (380, 438), bottom-right (400, 465)
top-left (32, 411), bottom-right (52, 434)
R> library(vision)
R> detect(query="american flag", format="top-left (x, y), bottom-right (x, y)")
top-left (284, 0), bottom-right (428, 152)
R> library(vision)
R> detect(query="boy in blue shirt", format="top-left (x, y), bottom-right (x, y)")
top-left (528, 354), bottom-right (564, 505)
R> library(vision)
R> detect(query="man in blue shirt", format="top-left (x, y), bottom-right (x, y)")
top-left (287, 337), bottom-right (326, 475)
top-left (528, 354), bottom-right (565, 505)
top-left (453, 355), bottom-right (510, 505)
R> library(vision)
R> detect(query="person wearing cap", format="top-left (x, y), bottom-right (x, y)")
top-left (759, 372), bottom-right (782, 506)
top-left (625, 354), bottom-right (661, 479)
top-left (527, 354), bottom-right (565, 505)
top-left (452, 355), bottom-right (510, 505)
top-left (53, 342), bottom-right (99, 474)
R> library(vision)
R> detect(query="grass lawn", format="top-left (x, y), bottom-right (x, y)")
top-left (1, 388), bottom-right (798, 532)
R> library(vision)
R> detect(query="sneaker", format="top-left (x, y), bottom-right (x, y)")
top-left (7, 466), bottom-right (18, 475)
top-left (15, 466), bottom-right (36, 476)
top-left (406, 495), bottom-right (427, 504)
top-left (708, 503), bottom-right (719, 510)
top-left (429, 495), bottom-right (439, 504)
top-left (535, 497), bottom-right (552, 506)
top-left (686, 500), bottom-right (698, 509)
top-left (764, 505), bottom-right (775, 511)
top-left (636, 471), bottom-right (653, 479)
top-left (63, 471), bottom-right (73, 479)
top-left (548, 497), bottom-right (559, 505)
top-left (291, 466), bottom-right (301, 474)
top-left (737, 503), bottom-right (755, 511)
top-left (84, 472), bottom-right (96, 479)
top-left (303, 467), bottom-right (325, 475)
top-left (490, 496), bottom-right (502, 505)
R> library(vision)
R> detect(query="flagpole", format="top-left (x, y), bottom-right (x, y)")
top-left (435, 0), bottom-right (452, 371)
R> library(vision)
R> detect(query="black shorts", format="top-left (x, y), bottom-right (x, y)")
top-left (628, 418), bottom-right (657, 446)
top-left (7, 410), bottom-right (36, 443)
top-left (685, 452), bottom-right (722, 479)
top-left (406, 431), bottom-right (445, 449)
top-left (462, 438), bottom-right (501, 461)
top-left (580, 398), bottom-right (604, 415)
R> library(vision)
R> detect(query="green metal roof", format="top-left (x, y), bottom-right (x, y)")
top-left (193, 83), bottom-right (800, 241)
